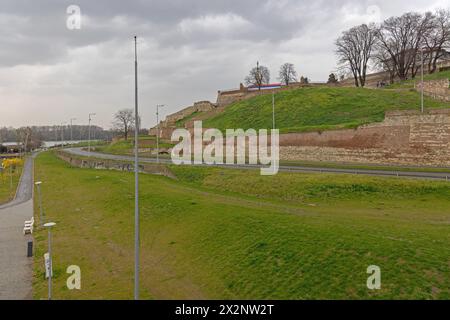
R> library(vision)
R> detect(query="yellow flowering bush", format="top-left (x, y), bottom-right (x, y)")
top-left (1, 158), bottom-right (24, 169)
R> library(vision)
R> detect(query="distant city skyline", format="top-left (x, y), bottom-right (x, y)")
top-left (0, 0), bottom-right (447, 129)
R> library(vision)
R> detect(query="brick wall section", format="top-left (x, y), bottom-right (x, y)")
top-left (149, 101), bottom-right (217, 137)
top-left (154, 109), bottom-right (450, 166)
top-left (279, 126), bottom-right (409, 149)
top-left (216, 82), bottom-right (332, 107)
top-left (164, 101), bottom-right (217, 125)
top-left (281, 146), bottom-right (450, 166)
top-left (280, 109), bottom-right (450, 166)
top-left (416, 79), bottom-right (450, 102)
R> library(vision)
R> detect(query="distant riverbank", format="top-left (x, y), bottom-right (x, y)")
top-left (1, 140), bottom-right (98, 148)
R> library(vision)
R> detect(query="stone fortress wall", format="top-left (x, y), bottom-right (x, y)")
top-left (150, 69), bottom-right (450, 167)
top-left (149, 101), bottom-right (217, 137)
top-left (216, 82), bottom-right (333, 108)
top-left (416, 78), bottom-right (450, 102)
top-left (280, 109), bottom-right (450, 166)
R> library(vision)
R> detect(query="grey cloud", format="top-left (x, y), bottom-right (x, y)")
top-left (0, 0), bottom-right (447, 128)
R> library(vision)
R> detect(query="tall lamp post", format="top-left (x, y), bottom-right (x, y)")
top-left (133, 35), bottom-right (140, 300)
top-left (70, 118), bottom-right (77, 142)
top-left (88, 113), bottom-right (96, 155)
top-left (60, 122), bottom-right (66, 146)
top-left (421, 47), bottom-right (424, 113)
top-left (156, 104), bottom-right (165, 163)
top-left (44, 222), bottom-right (56, 300)
top-left (272, 93), bottom-right (275, 130)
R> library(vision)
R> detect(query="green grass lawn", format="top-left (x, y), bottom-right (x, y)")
top-left (69, 140), bottom-right (107, 148)
top-left (279, 160), bottom-right (450, 173)
top-left (94, 139), bottom-right (134, 155)
top-left (203, 87), bottom-right (450, 133)
top-left (32, 152), bottom-right (450, 300)
top-left (95, 136), bottom-right (174, 157)
top-left (175, 111), bottom-right (203, 128)
top-left (0, 163), bottom-right (23, 204)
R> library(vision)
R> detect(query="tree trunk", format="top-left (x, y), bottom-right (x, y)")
top-left (353, 75), bottom-right (359, 87)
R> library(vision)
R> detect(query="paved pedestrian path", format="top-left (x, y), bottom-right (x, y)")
top-left (0, 156), bottom-right (35, 300)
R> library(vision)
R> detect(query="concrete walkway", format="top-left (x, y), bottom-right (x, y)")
top-left (0, 156), bottom-right (34, 300)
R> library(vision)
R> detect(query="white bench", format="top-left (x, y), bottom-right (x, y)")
top-left (23, 216), bottom-right (34, 235)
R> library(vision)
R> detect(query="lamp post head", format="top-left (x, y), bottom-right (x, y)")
top-left (35, 181), bottom-right (42, 186)
top-left (43, 222), bottom-right (56, 228)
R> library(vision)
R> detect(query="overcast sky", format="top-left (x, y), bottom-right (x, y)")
top-left (0, 0), bottom-right (448, 130)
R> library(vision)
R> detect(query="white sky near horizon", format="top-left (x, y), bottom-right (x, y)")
top-left (0, 0), bottom-right (448, 129)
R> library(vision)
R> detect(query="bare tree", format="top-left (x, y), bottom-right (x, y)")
top-left (16, 127), bottom-right (35, 152)
top-left (336, 32), bottom-right (360, 87)
top-left (278, 63), bottom-right (297, 85)
top-left (423, 9), bottom-right (450, 73)
top-left (113, 109), bottom-right (135, 141)
top-left (376, 12), bottom-right (433, 81)
top-left (372, 43), bottom-right (397, 84)
top-left (335, 23), bottom-right (377, 87)
top-left (245, 62), bottom-right (270, 90)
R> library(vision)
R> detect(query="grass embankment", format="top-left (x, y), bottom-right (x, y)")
top-left (280, 160), bottom-right (450, 174)
top-left (203, 87), bottom-right (450, 133)
top-left (386, 70), bottom-right (450, 89)
top-left (95, 136), bottom-right (174, 157)
top-left (69, 140), bottom-right (107, 148)
top-left (176, 111), bottom-right (202, 128)
top-left (33, 151), bottom-right (450, 299)
top-left (0, 160), bottom-right (23, 204)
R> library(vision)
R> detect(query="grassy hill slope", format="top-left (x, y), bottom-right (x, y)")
top-left (202, 87), bottom-right (450, 133)
top-left (386, 70), bottom-right (450, 90)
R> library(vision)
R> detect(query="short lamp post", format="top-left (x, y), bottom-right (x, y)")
top-left (156, 104), bottom-right (165, 163)
top-left (9, 164), bottom-right (12, 194)
top-left (44, 222), bottom-right (56, 300)
top-left (70, 118), bottom-right (77, 142)
top-left (35, 181), bottom-right (44, 226)
top-left (60, 122), bottom-right (66, 145)
top-left (88, 113), bottom-right (96, 155)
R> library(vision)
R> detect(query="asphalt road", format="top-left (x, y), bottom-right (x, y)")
top-left (0, 154), bottom-right (35, 300)
top-left (64, 147), bottom-right (450, 181)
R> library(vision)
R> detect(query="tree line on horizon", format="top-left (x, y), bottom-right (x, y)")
top-left (244, 61), bottom-right (312, 90)
top-left (335, 8), bottom-right (450, 87)
top-left (0, 109), bottom-right (151, 149)
top-left (0, 125), bottom-right (114, 151)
